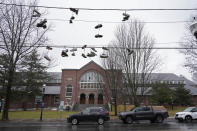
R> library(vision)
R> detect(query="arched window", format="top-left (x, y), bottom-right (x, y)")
top-left (80, 71), bottom-right (104, 89)
top-left (65, 85), bottom-right (72, 98)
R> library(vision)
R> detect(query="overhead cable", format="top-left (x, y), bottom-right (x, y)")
top-left (48, 18), bottom-right (192, 24)
top-left (0, 3), bottom-right (197, 11)
top-left (0, 44), bottom-right (196, 50)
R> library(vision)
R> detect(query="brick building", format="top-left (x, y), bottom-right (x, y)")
top-left (60, 61), bottom-right (110, 108)
top-left (2, 60), bottom-right (197, 111)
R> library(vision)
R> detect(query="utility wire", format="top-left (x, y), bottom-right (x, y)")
top-left (0, 2), bottom-right (197, 11)
top-left (0, 44), bottom-right (196, 50)
top-left (49, 18), bottom-right (192, 24)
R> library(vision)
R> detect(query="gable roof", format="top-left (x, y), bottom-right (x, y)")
top-left (62, 60), bottom-right (104, 71)
top-left (79, 60), bottom-right (104, 70)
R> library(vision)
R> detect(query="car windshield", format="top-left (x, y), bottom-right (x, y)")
top-left (82, 108), bottom-right (90, 114)
top-left (183, 107), bottom-right (195, 112)
top-left (130, 107), bottom-right (136, 111)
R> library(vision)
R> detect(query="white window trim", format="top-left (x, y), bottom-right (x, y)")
top-left (65, 85), bottom-right (73, 98)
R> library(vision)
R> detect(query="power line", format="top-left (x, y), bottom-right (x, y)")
top-left (49, 18), bottom-right (192, 24)
top-left (0, 2), bottom-right (194, 25)
top-left (0, 44), bottom-right (196, 50)
top-left (0, 2), bottom-right (197, 11)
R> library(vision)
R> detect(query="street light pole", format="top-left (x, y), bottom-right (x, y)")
top-left (170, 96), bottom-right (173, 110)
top-left (40, 84), bottom-right (46, 121)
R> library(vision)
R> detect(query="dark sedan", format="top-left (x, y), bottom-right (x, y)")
top-left (67, 107), bottom-right (110, 125)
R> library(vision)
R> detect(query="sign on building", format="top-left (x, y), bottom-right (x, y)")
top-left (35, 96), bottom-right (42, 104)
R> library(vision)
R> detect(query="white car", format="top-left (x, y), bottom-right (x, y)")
top-left (175, 107), bottom-right (197, 122)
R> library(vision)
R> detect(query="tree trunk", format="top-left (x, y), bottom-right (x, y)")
top-left (133, 95), bottom-right (139, 107)
top-left (124, 101), bottom-right (126, 111)
top-left (2, 70), bottom-right (14, 120)
top-left (22, 102), bottom-right (27, 111)
top-left (114, 98), bottom-right (118, 116)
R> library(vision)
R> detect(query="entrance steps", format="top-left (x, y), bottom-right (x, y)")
top-left (72, 104), bottom-right (105, 111)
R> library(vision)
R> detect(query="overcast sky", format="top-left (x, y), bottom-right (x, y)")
top-left (37, 0), bottom-right (197, 80)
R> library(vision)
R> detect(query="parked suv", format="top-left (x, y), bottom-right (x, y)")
top-left (175, 107), bottom-right (197, 122)
top-left (67, 107), bottom-right (110, 125)
top-left (119, 106), bottom-right (169, 124)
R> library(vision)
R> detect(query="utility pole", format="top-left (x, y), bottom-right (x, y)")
top-left (40, 84), bottom-right (46, 121)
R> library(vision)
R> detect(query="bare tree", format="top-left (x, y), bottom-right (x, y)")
top-left (111, 19), bottom-right (160, 106)
top-left (0, 0), bottom-right (49, 120)
top-left (180, 17), bottom-right (197, 80)
top-left (101, 47), bottom-right (123, 115)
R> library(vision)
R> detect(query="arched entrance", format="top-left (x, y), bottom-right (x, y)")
top-left (89, 94), bottom-right (95, 104)
top-left (80, 93), bottom-right (86, 104)
top-left (98, 94), bottom-right (103, 104)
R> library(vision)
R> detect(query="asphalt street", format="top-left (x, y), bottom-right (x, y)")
top-left (0, 120), bottom-right (197, 131)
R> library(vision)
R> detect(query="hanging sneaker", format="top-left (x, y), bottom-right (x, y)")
top-left (95, 24), bottom-right (103, 29)
top-left (95, 34), bottom-right (103, 38)
top-left (91, 48), bottom-right (97, 52)
top-left (87, 51), bottom-right (96, 57)
top-left (82, 53), bottom-right (87, 58)
top-left (32, 9), bottom-right (41, 17)
top-left (61, 50), bottom-right (68, 57)
top-left (70, 8), bottom-right (79, 15)
top-left (82, 45), bottom-right (87, 49)
top-left (100, 53), bottom-right (108, 58)
top-left (102, 47), bottom-right (109, 50)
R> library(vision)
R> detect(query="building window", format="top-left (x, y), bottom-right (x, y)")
top-left (54, 95), bottom-right (60, 104)
top-left (67, 77), bottom-right (73, 81)
top-left (66, 85), bottom-right (72, 98)
top-left (80, 71), bottom-right (104, 89)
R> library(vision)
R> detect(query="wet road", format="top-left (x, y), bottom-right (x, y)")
top-left (0, 121), bottom-right (197, 131)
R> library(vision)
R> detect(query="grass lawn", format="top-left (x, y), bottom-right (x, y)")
top-left (167, 106), bottom-right (188, 117)
top-left (0, 106), bottom-right (188, 120)
top-left (0, 110), bottom-right (77, 120)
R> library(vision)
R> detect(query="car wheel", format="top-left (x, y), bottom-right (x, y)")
top-left (150, 120), bottom-right (155, 123)
top-left (178, 119), bottom-right (183, 123)
top-left (185, 116), bottom-right (192, 123)
top-left (98, 118), bottom-right (104, 125)
top-left (72, 118), bottom-right (78, 125)
top-left (156, 115), bottom-right (163, 123)
top-left (125, 116), bottom-right (133, 124)
top-left (123, 120), bottom-right (127, 124)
